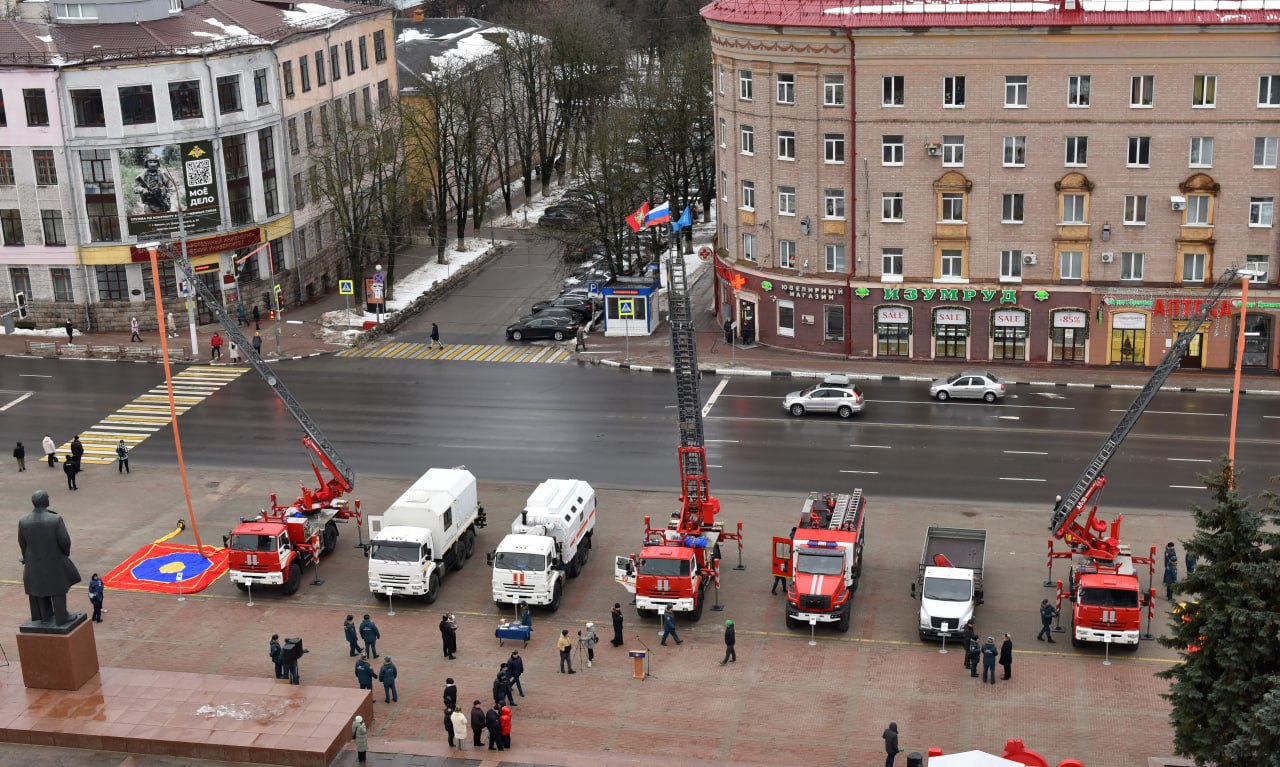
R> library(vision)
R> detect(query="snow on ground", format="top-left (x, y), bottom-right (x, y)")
top-left (488, 185), bottom-right (574, 229)
top-left (4, 327), bottom-right (81, 338)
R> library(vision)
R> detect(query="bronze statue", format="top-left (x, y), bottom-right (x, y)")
top-left (18, 490), bottom-right (84, 632)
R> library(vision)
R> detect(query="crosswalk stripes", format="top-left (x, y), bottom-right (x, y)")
top-left (58, 365), bottom-right (247, 465)
top-left (337, 342), bottom-right (572, 364)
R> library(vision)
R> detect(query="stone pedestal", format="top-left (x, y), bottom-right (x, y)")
top-left (16, 619), bottom-right (99, 690)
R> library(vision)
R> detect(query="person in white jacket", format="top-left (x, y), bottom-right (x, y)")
top-left (42, 435), bottom-right (56, 468)
top-left (450, 707), bottom-right (468, 750)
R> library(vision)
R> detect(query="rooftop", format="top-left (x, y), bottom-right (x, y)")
top-left (394, 16), bottom-right (526, 91)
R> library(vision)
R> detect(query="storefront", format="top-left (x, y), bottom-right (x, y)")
top-left (932, 307), bottom-right (969, 359)
top-left (875, 306), bottom-right (911, 357)
top-left (991, 308), bottom-right (1029, 361)
top-left (1050, 309), bottom-right (1089, 363)
top-left (1109, 311), bottom-right (1149, 365)
top-left (1100, 292), bottom-right (1280, 371)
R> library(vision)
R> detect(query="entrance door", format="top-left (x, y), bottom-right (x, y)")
top-left (1178, 332), bottom-right (1204, 369)
top-left (1111, 329), bottom-right (1145, 365)
top-left (738, 298), bottom-right (755, 344)
top-left (1240, 314), bottom-right (1273, 368)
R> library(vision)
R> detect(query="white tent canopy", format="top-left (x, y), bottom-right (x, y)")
top-left (929, 752), bottom-right (1027, 767)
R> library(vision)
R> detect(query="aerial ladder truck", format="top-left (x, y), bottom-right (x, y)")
top-left (614, 244), bottom-right (743, 620)
top-left (1047, 266), bottom-right (1244, 648)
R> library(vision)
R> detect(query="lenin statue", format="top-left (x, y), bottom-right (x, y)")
top-left (18, 490), bottom-right (85, 632)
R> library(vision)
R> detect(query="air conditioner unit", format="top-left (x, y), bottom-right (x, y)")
top-left (1100, 252), bottom-right (1114, 263)
top-left (925, 143), bottom-right (941, 157)
top-left (1022, 253), bottom-right (1037, 266)
top-left (801, 314), bottom-right (815, 325)
top-left (1170, 196), bottom-right (1186, 211)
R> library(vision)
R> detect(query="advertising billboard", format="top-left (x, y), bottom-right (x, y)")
top-left (120, 141), bottom-right (221, 238)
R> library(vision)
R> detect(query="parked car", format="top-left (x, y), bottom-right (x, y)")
top-left (559, 288), bottom-right (603, 310)
top-left (929, 371), bottom-right (1006, 402)
top-left (506, 315), bottom-right (579, 342)
top-left (532, 296), bottom-right (595, 321)
top-left (540, 208), bottom-right (582, 229)
top-left (782, 375), bottom-right (865, 418)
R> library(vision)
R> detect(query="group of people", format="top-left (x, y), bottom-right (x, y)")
top-left (958, 621), bottom-right (1014, 684)
top-left (20, 434), bottom-right (132, 486)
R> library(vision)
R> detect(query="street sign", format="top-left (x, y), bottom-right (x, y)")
top-left (587, 281), bottom-right (600, 296)
top-left (372, 284), bottom-right (384, 300)
top-left (338, 279), bottom-right (354, 295)
top-left (618, 298), bottom-right (635, 318)
top-left (698, 246), bottom-right (712, 261)
top-left (373, 272), bottom-right (385, 284)
top-left (178, 280), bottom-right (191, 297)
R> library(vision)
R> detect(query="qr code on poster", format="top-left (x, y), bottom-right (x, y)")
top-left (184, 158), bottom-right (213, 187)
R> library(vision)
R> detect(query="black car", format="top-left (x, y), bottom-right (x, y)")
top-left (506, 314), bottom-right (579, 342)
top-left (532, 296), bottom-right (595, 321)
top-left (540, 208), bottom-right (581, 229)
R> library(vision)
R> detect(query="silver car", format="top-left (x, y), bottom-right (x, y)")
top-left (930, 371), bottom-right (1006, 402)
top-left (783, 375), bottom-right (866, 418)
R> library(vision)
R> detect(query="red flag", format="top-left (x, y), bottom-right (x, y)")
top-left (625, 202), bottom-right (650, 232)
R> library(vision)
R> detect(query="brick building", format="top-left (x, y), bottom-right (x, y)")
top-left (702, 0), bottom-right (1280, 370)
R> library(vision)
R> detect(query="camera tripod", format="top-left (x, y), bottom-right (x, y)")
top-left (573, 636), bottom-right (591, 671)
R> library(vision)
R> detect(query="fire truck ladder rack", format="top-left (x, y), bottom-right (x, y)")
top-left (668, 247), bottom-right (709, 533)
top-left (829, 491), bottom-right (862, 531)
top-left (1049, 265), bottom-right (1241, 539)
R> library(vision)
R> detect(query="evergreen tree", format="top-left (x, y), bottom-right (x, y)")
top-left (1157, 461), bottom-right (1280, 765)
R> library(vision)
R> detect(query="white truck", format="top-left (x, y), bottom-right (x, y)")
top-left (367, 468), bottom-right (486, 604)
top-left (911, 526), bottom-right (986, 641)
top-left (488, 479), bottom-right (595, 613)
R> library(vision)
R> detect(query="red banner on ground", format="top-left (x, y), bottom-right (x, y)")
top-left (103, 542), bottom-right (228, 595)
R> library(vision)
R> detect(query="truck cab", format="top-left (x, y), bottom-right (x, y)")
top-left (1070, 561), bottom-right (1143, 648)
top-left (491, 534), bottom-right (561, 611)
top-left (629, 541), bottom-right (713, 620)
top-left (490, 479), bottom-right (595, 612)
top-left (918, 566), bottom-right (977, 640)
top-left (786, 538), bottom-right (857, 632)
top-left (227, 521), bottom-right (300, 594)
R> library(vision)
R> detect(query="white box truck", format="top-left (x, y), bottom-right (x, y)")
top-left (367, 468), bottom-right (486, 604)
top-left (488, 479), bottom-right (595, 613)
top-left (912, 526), bottom-right (986, 641)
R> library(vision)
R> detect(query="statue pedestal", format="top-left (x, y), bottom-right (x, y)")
top-left (16, 619), bottom-right (99, 690)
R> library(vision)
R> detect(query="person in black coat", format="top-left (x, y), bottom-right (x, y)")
top-left (883, 722), bottom-right (902, 767)
top-left (611, 602), bottom-right (624, 646)
top-left (999, 633), bottom-right (1013, 680)
top-left (443, 678), bottom-right (458, 711)
top-left (378, 657), bottom-right (398, 703)
top-left (63, 456), bottom-right (79, 490)
top-left (719, 619), bottom-right (736, 665)
top-left (507, 651), bottom-right (525, 697)
top-left (960, 621), bottom-right (976, 669)
top-left (443, 705), bottom-right (455, 747)
top-left (492, 669), bottom-right (515, 708)
top-left (354, 658), bottom-right (374, 690)
top-left (440, 614), bottom-right (457, 659)
top-left (344, 614), bottom-right (362, 657)
top-left (270, 634), bottom-right (285, 679)
top-left (967, 639), bottom-right (981, 678)
top-left (13, 441), bottom-right (25, 472)
top-left (359, 614), bottom-right (380, 658)
top-left (485, 706), bottom-right (504, 751)
top-left (69, 435), bottom-right (84, 467)
top-left (470, 701), bottom-right (486, 748)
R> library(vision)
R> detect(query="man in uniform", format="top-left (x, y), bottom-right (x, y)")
top-left (133, 153), bottom-right (177, 213)
top-left (1037, 598), bottom-right (1058, 643)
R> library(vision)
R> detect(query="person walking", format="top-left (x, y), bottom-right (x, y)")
top-left (507, 650), bottom-right (525, 697)
top-left (63, 453), bottom-right (79, 491)
top-left (270, 634), bottom-right (285, 679)
top-left (981, 637), bottom-right (998, 685)
top-left (485, 705), bottom-right (503, 751)
top-left (115, 440), bottom-right (130, 473)
top-left (253, 305), bottom-right (261, 330)
top-left (351, 715), bottom-right (369, 763)
top-left (88, 573), bottom-right (104, 622)
top-left (500, 705), bottom-right (512, 750)
top-left (13, 441), bottom-right (25, 472)
top-left (229, 340), bottom-right (241, 363)
top-left (166, 311), bottom-right (177, 338)
top-left (470, 701), bottom-right (486, 748)
top-left (444, 677), bottom-right (458, 711)
top-left (64, 319), bottom-right (74, 342)
top-left (723, 318), bottom-right (734, 344)
top-left (43, 435), bottom-right (56, 468)
top-left (237, 303), bottom-right (248, 327)
top-left (210, 331), bottom-right (224, 360)
top-left (575, 325), bottom-right (587, 352)
top-left (1164, 557), bottom-right (1179, 602)
top-left (354, 657), bottom-right (374, 690)
top-left (378, 656), bottom-right (398, 703)
top-left (429, 323), bottom-right (444, 350)
top-left (443, 705), bottom-right (456, 748)
top-left (772, 557), bottom-right (788, 595)
top-left (999, 633), bottom-right (1013, 680)
top-left (557, 629), bottom-right (575, 673)
top-left (719, 619), bottom-right (736, 666)
top-left (519, 602), bottom-right (531, 629)
top-left (1037, 599), bottom-right (1058, 643)
top-left (130, 317), bottom-right (141, 342)
top-left (492, 669), bottom-right (514, 708)
top-left (611, 603), bottom-right (624, 646)
top-left (960, 621), bottom-right (976, 669)
top-left (359, 614), bottom-right (380, 658)
top-left (70, 435), bottom-right (84, 467)
top-left (252, 330), bottom-right (262, 355)
top-left (584, 622), bottom-right (598, 668)
top-left (659, 610), bottom-right (682, 646)
top-left (344, 615), bottom-right (362, 656)
top-left (967, 638), bottom-right (980, 678)
top-left (883, 722), bottom-right (902, 767)
top-left (451, 706), bottom-right (469, 750)
top-left (439, 613), bottom-right (457, 659)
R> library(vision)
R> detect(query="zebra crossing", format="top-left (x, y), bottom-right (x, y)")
top-left (61, 365), bottom-right (247, 465)
top-left (336, 342), bottom-right (572, 364)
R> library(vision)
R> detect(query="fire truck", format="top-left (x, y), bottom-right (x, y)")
top-left (614, 236), bottom-right (742, 621)
top-left (773, 491), bottom-right (866, 632)
top-left (1047, 267), bottom-right (1247, 648)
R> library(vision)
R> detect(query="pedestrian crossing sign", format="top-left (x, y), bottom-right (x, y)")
top-left (339, 279), bottom-right (354, 295)
top-left (618, 298), bottom-right (635, 318)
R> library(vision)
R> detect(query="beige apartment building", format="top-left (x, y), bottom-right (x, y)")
top-left (702, 0), bottom-right (1280, 370)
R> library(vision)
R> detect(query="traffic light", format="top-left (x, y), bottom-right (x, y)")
top-left (269, 309), bottom-right (276, 320)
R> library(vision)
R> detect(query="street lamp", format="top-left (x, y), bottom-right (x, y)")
top-left (374, 264), bottom-right (383, 324)
top-left (1227, 268), bottom-right (1264, 485)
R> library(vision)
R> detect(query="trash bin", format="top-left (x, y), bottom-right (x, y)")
top-left (906, 753), bottom-right (923, 767)
top-left (629, 650), bottom-right (646, 680)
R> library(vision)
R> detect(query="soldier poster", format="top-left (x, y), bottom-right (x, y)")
top-left (119, 141), bottom-right (220, 238)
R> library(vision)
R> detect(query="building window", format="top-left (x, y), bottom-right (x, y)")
top-left (374, 29), bottom-right (387, 63)
top-left (260, 127), bottom-right (278, 217)
top-left (1186, 195), bottom-right (1211, 225)
top-left (825, 244), bottom-right (846, 272)
top-left (1001, 193), bottom-right (1024, 223)
top-left (70, 89), bottom-right (105, 127)
top-left (882, 75), bottom-right (904, 107)
top-left (1245, 254), bottom-right (1270, 281)
top-left (54, 3), bottom-right (98, 18)
top-left (1002, 136), bottom-right (1025, 167)
top-left (51, 267), bottom-right (73, 301)
top-left (223, 134), bottom-right (252, 226)
top-left (345, 40), bottom-right (356, 76)
top-left (1250, 196), bottom-right (1274, 227)
top-left (1182, 252), bottom-right (1206, 283)
top-left (742, 232), bottom-right (755, 262)
top-left (882, 248), bottom-right (903, 276)
top-left (940, 249), bottom-right (963, 277)
top-left (1005, 75), bottom-right (1027, 107)
top-left (359, 36), bottom-right (369, 69)
top-left (0, 94), bottom-right (7, 127)
top-left (824, 305), bottom-right (845, 342)
top-left (880, 134), bottom-right (902, 166)
top-left (739, 124), bottom-right (754, 155)
top-left (330, 45), bottom-right (341, 82)
top-left (1064, 136), bottom-right (1088, 167)
top-left (1193, 74), bottom-right (1216, 107)
top-left (825, 133), bottom-right (846, 164)
top-left (41, 210), bottom-right (65, 246)
top-left (1188, 137), bottom-right (1213, 168)
top-left (824, 189), bottom-right (845, 219)
top-left (738, 70), bottom-right (753, 101)
top-left (1062, 193), bottom-right (1086, 224)
top-left (168, 80), bottom-right (202, 120)
top-left (1259, 75), bottom-right (1280, 107)
top-left (293, 172), bottom-right (305, 209)
top-left (942, 135), bottom-right (964, 167)
top-left (304, 111), bottom-right (315, 146)
top-left (1255, 137), bottom-right (1279, 168)
top-left (363, 86), bottom-right (373, 122)
top-left (779, 239), bottom-right (796, 269)
top-left (315, 51), bottom-right (326, 86)
top-left (1000, 250), bottom-right (1022, 279)
top-left (300, 56), bottom-right (311, 92)
top-left (80, 149), bottom-right (118, 242)
top-left (1121, 252), bottom-right (1144, 281)
top-left (94, 265), bottom-right (128, 300)
top-left (1059, 250), bottom-right (1083, 280)
top-left (1068, 75), bottom-right (1090, 107)
top-left (824, 74), bottom-right (844, 106)
top-left (777, 186), bottom-right (796, 216)
top-left (254, 68), bottom-right (270, 106)
top-left (319, 103), bottom-right (330, 139)
top-left (0, 151), bottom-right (11, 185)
top-left (1127, 136), bottom-right (1151, 167)
top-left (943, 75), bottom-right (965, 107)
top-left (718, 118), bottom-right (726, 148)
top-left (776, 130), bottom-right (795, 160)
top-left (0, 210), bottom-right (23, 245)
top-left (1130, 75), bottom-right (1154, 107)
top-left (940, 193), bottom-right (964, 222)
top-left (288, 118), bottom-right (299, 154)
top-left (882, 192), bottom-right (904, 222)
top-left (717, 64), bottom-right (724, 95)
top-left (740, 180), bottom-right (755, 210)
top-left (721, 171), bottom-right (728, 203)
top-left (9, 268), bottom-right (31, 300)
top-left (33, 150), bottom-right (57, 185)
top-left (776, 73), bottom-right (794, 104)
top-left (119, 85), bottom-right (156, 125)
top-left (23, 88), bottom-right (49, 126)
top-left (377, 79), bottom-right (390, 110)
top-left (282, 61), bottom-right (295, 98)
top-left (1124, 194), bottom-right (1147, 225)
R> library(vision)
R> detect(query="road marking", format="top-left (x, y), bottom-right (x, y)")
top-left (1168, 458), bottom-right (1211, 463)
top-left (1000, 477), bottom-right (1047, 482)
top-left (338, 342), bottom-right (571, 364)
top-left (1266, 415), bottom-right (1280, 419)
top-left (1036, 392), bottom-right (1068, 399)
top-left (1170, 485), bottom-right (1206, 490)
top-left (848, 444), bottom-right (892, 449)
top-left (1109, 409), bottom-right (1224, 417)
top-left (704, 438), bottom-right (739, 443)
top-left (702, 379), bottom-right (731, 417)
top-left (998, 415), bottom-right (1021, 420)
top-left (707, 464), bottom-right (723, 468)
top-left (1004, 450), bottom-right (1048, 455)
top-left (19, 374), bottom-right (52, 378)
top-left (877, 398), bottom-right (1074, 411)
top-left (0, 391), bottom-right (33, 411)
top-left (840, 470), bottom-right (879, 475)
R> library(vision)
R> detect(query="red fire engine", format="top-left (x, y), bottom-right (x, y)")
top-left (773, 490), bottom-right (866, 632)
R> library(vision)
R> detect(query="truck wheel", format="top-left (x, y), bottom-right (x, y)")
top-left (688, 598), bottom-right (704, 622)
top-left (281, 562), bottom-right (302, 595)
top-left (786, 614), bottom-right (799, 630)
top-left (836, 605), bottom-right (852, 633)
top-left (424, 572), bottom-right (441, 604)
top-left (234, 581), bottom-right (248, 592)
top-left (463, 530), bottom-right (476, 560)
top-left (1070, 623), bottom-right (1083, 648)
top-left (322, 521), bottom-right (339, 554)
top-left (548, 582), bottom-right (563, 612)
top-left (448, 545), bottom-right (465, 572)
top-left (568, 550), bottom-right (583, 578)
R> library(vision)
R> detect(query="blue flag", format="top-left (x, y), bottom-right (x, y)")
top-left (671, 205), bottom-right (692, 232)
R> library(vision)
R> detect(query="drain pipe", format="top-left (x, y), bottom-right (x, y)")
top-left (844, 24), bottom-right (857, 358)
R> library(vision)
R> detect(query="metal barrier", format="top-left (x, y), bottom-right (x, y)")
top-left (25, 341), bottom-right (57, 356)
top-left (91, 345), bottom-right (123, 358)
top-left (59, 344), bottom-right (89, 357)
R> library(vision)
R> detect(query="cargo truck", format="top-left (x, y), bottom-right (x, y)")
top-left (488, 479), bottom-right (596, 612)
top-left (912, 526), bottom-right (986, 641)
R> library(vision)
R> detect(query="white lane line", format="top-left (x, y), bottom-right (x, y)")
top-left (702, 378), bottom-right (731, 418)
top-left (1265, 415), bottom-right (1280, 419)
top-left (1170, 485), bottom-right (1206, 490)
top-left (19, 374), bottom-right (52, 378)
top-left (0, 392), bottom-right (33, 411)
top-left (1109, 409), bottom-right (1224, 417)
top-left (705, 439), bottom-right (740, 443)
top-left (840, 470), bottom-right (879, 474)
top-left (1000, 477), bottom-right (1047, 482)
top-left (707, 464), bottom-right (724, 468)
top-left (718, 394), bottom-right (780, 399)
top-left (1168, 458), bottom-right (1211, 463)
top-left (877, 398), bottom-right (1075, 411)
top-left (1004, 450), bottom-right (1048, 455)
top-left (848, 444), bottom-right (892, 449)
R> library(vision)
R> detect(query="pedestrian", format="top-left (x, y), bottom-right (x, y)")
top-left (1164, 558), bottom-right (1178, 602)
top-left (470, 700), bottom-right (486, 748)
top-left (883, 722), bottom-right (902, 767)
top-left (43, 435), bottom-right (56, 468)
top-left (378, 656), bottom-right (398, 703)
top-left (286, 641), bottom-right (307, 685)
top-left (981, 636), bottom-right (998, 685)
top-left (443, 705), bottom-right (455, 747)
top-left (130, 317), bottom-right (141, 342)
top-left (439, 613), bottom-right (457, 659)
top-left (610, 602), bottom-right (624, 646)
top-left (743, 317), bottom-right (754, 346)
top-left (500, 705), bottom-right (512, 749)
top-left (999, 633), bottom-right (1013, 680)
top-left (13, 441), bottom-right (25, 472)
top-left (720, 619), bottom-right (736, 666)
top-left (575, 325), bottom-right (587, 351)
top-left (115, 440), bottom-right (130, 473)
top-left (519, 602), bottom-right (531, 629)
top-left (63, 453), bottom-right (79, 491)
top-left (485, 705), bottom-right (503, 751)
top-left (88, 572), bottom-right (104, 622)
top-left (507, 650), bottom-right (525, 697)
top-left (359, 614), bottom-right (380, 658)
top-left (237, 303), bottom-right (248, 327)
top-left (429, 322), bottom-right (443, 349)
top-left (167, 311), bottom-right (177, 338)
top-left (270, 634), bottom-right (285, 679)
top-left (960, 621), bottom-right (975, 669)
top-left (252, 330), bottom-right (262, 355)
top-left (493, 668), bottom-right (514, 707)
top-left (723, 318), bottom-right (733, 344)
top-left (354, 657), bottom-right (374, 690)
top-left (772, 557), bottom-right (788, 595)
top-left (557, 629), bottom-right (575, 673)
top-left (351, 715), bottom-right (368, 763)
top-left (583, 622), bottom-right (599, 668)
top-left (1037, 599), bottom-right (1058, 643)
top-left (210, 331), bottom-right (223, 360)
top-left (253, 305), bottom-right (261, 329)
top-left (451, 706), bottom-right (468, 750)
top-left (344, 615), bottom-right (361, 656)
top-left (64, 319), bottom-right (74, 342)
top-left (1186, 551), bottom-right (1199, 576)
top-left (444, 677), bottom-right (458, 711)
top-left (1164, 541), bottom-right (1178, 570)
top-left (229, 340), bottom-right (241, 363)
top-left (659, 609), bottom-right (683, 646)
top-left (70, 435), bottom-right (84, 466)
top-left (967, 638), bottom-right (980, 678)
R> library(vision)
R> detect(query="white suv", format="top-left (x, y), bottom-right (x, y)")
top-left (783, 375), bottom-right (865, 418)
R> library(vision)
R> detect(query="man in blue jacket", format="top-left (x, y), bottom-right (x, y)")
top-left (344, 615), bottom-right (361, 657)
top-left (378, 656), bottom-right (398, 703)
top-left (360, 614), bottom-right (380, 658)
top-left (354, 657), bottom-right (374, 690)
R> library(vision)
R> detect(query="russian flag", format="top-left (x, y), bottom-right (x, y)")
top-left (643, 201), bottom-right (671, 227)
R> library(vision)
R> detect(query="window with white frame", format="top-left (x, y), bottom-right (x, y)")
top-left (1193, 74), bottom-right (1216, 107)
top-left (1062, 193), bottom-right (1086, 224)
top-left (721, 171), bottom-right (728, 203)
top-left (778, 186), bottom-right (796, 216)
top-left (943, 75), bottom-right (965, 107)
top-left (1059, 250), bottom-right (1083, 279)
top-left (739, 70), bottom-right (753, 101)
top-left (1255, 137), bottom-right (1279, 168)
top-left (1065, 136), bottom-right (1088, 167)
top-left (743, 233), bottom-right (756, 262)
top-left (740, 124), bottom-right (754, 155)
top-left (777, 130), bottom-right (795, 160)
top-left (1121, 252), bottom-right (1144, 281)
top-left (1005, 75), bottom-right (1027, 107)
top-left (719, 118), bottom-right (726, 148)
top-left (1124, 194), bottom-right (1148, 225)
top-left (1127, 136), bottom-right (1151, 167)
top-left (1189, 137), bottom-right (1214, 168)
top-left (882, 248), bottom-right (904, 276)
top-left (1000, 250), bottom-right (1022, 279)
top-left (1130, 75), bottom-right (1154, 107)
top-left (741, 180), bottom-right (755, 210)
top-left (1259, 75), bottom-right (1280, 107)
top-left (1183, 252), bottom-right (1206, 282)
top-left (718, 64), bottom-right (724, 95)
top-left (825, 244), bottom-right (846, 272)
top-left (1068, 75), bottom-right (1091, 107)
top-left (779, 239), bottom-right (796, 269)
top-left (1246, 254), bottom-right (1270, 281)
top-left (942, 135), bottom-right (964, 167)
top-left (1250, 196), bottom-right (1274, 227)
top-left (776, 73), bottom-right (795, 104)
top-left (1186, 194), bottom-right (1211, 225)
top-left (940, 193), bottom-right (964, 222)
top-left (1002, 193), bottom-right (1024, 223)
top-left (881, 134), bottom-right (903, 166)
top-left (54, 3), bottom-right (97, 18)
top-left (882, 192), bottom-right (904, 222)
top-left (1003, 136), bottom-right (1025, 167)
top-left (824, 74), bottom-right (844, 106)
top-left (941, 249), bottom-right (964, 277)
top-left (825, 133), bottom-right (846, 163)
top-left (883, 75), bottom-right (904, 106)
top-left (824, 189), bottom-right (845, 219)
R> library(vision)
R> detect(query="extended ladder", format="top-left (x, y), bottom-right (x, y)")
top-left (667, 247), bottom-right (709, 529)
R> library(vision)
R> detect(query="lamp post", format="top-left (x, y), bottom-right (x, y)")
top-left (1227, 269), bottom-right (1262, 486)
top-left (267, 240), bottom-right (282, 356)
top-left (374, 264), bottom-right (383, 324)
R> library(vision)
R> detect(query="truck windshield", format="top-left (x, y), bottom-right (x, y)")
top-left (370, 541), bottom-right (422, 563)
top-left (1079, 587), bottom-right (1139, 608)
top-left (796, 551), bottom-right (844, 576)
top-left (494, 552), bottom-right (546, 571)
top-left (230, 534), bottom-right (278, 552)
top-left (638, 558), bottom-right (690, 577)
top-left (923, 577), bottom-right (972, 602)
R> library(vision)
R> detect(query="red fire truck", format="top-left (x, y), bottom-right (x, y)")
top-left (773, 490), bottom-right (866, 632)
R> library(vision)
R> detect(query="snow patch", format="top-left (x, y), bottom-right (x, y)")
top-left (195, 700), bottom-right (296, 721)
top-left (282, 2), bottom-right (348, 26)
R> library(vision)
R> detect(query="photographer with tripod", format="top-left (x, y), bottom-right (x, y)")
top-left (581, 622), bottom-right (599, 668)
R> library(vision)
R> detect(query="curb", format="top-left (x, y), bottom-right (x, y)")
top-left (0, 350), bottom-right (336, 365)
